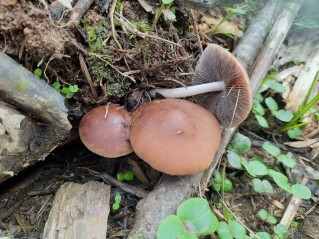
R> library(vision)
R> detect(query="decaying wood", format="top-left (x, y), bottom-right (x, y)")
top-left (68, 0), bottom-right (95, 26)
top-left (285, 46), bottom-right (319, 112)
top-left (232, 0), bottom-right (281, 71)
top-left (128, 2), bottom-right (302, 238)
top-left (0, 53), bottom-right (71, 183)
top-left (43, 181), bottom-right (111, 239)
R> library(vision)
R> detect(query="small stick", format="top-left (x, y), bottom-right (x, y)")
top-left (79, 54), bottom-right (98, 100)
top-left (191, 10), bottom-right (203, 53)
top-left (80, 167), bottom-right (148, 198)
top-left (109, 0), bottom-right (122, 49)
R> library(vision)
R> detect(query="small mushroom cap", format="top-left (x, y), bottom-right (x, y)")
top-left (192, 44), bottom-right (252, 127)
top-left (130, 99), bottom-right (221, 175)
top-left (79, 104), bottom-right (133, 158)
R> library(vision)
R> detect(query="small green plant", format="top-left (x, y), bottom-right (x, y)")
top-left (273, 224), bottom-right (289, 239)
top-left (157, 198), bottom-right (218, 239)
top-left (257, 209), bottom-right (277, 224)
top-left (117, 171), bottom-right (134, 182)
top-left (34, 68), bottom-right (43, 78)
top-left (52, 81), bottom-right (79, 99)
top-left (112, 194), bottom-right (122, 211)
top-left (212, 171), bottom-right (233, 193)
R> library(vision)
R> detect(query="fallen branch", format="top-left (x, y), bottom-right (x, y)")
top-left (128, 2), bottom-right (302, 238)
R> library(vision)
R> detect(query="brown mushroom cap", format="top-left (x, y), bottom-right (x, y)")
top-left (192, 44), bottom-right (252, 127)
top-left (79, 104), bottom-right (133, 158)
top-left (130, 99), bottom-right (221, 175)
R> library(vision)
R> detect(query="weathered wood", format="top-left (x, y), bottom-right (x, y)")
top-left (43, 181), bottom-right (111, 239)
top-left (232, 0), bottom-right (280, 71)
top-left (128, 2), bottom-right (302, 238)
top-left (0, 53), bottom-right (71, 184)
top-left (285, 46), bottom-right (319, 112)
top-left (0, 53), bottom-right (70, 129)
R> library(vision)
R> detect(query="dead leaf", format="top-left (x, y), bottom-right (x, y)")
top-left (162, 9), bottom-right (176, 21)
top-left (284, 138), bottom-right (319, 148)
top-left (271, 199), bottom-right (285, 210)
top-left (201, 16), bottom-right (239, 37)
top-left (304, 165), bottom-right (319, 180)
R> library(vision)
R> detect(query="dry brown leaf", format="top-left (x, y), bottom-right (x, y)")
top-left (284, 138), bottom-right (319, 148)
top-left (271, 199), bottom-right (285, 210)
top-left (201, 16), bottom-right (239, 37)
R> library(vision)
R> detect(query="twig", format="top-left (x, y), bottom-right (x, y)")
top-left (80, 167), bottom-right (148, 198)
top-left (68, 0), bottom-right (95, 26)
top-left (109, 0), bottom-right (122, 49)
top-left (79, 54), bottom-right (98, 100)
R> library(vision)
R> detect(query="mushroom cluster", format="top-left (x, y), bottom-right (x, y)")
top-left (79, 44), bottom-right (252, 175)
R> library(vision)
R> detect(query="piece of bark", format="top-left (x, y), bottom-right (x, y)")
top-left (232, 0), bottom-right (281, 71)
top-left (128, 2), bottom-right (302, 239)
top-left (0, 53), bottom-right (71, 183)
top-left (285, 46), bottom-right (319, 112)
top-left (43, 181), bottom-right (111, 239)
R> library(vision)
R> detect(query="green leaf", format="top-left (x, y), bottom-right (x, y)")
top-left (52, 81), bottom-right (61, 90)
top-left (223, 208), bottom-right (234, 222)
top-left (266, 216), bottom-right (277, 224)
top-left (157, 215), bottom-right (197, 239)
top-left (258, 209), bottom-right (268, 220)
top-left (34, 68), bottom-right (43, 78)
top-left (268, 170), bottom-right (291, 192)
top-left (287, 127), bottom-right (303, 139)
top-left (177, 198), bottom-right (218, 236)
top-left (228, 133), bottom-right (251, 154)
top-left (254, 93), bottom-right (264, 102)
top-left (65, 92), bottom-right (74, 99)
top-left (117, 172), bottom-right (125, 182)
top-left (242, 160), bottom-right (268, 177)
top-left (274, 110), bottom-right (294, 122)
top-left (262, 142), bottom-right (281, 157)
top-left (112, 202), bottom-right (120, 210)
top-left (253, 102), bottom-right (265, 115)
top-left (223, 179), bottom-right (233, 192)
top-left (274, 224), bottom-right (288, 239)
top-left (162, 0), bottom-right (174, 4)
top-left (253, 232), bottom-right (271, 239)
top-left (291, 184), bottom-right (312, 199)
top-left (252, 179), bottom-right (274, 194)
top-left (69, 84), bottom-right (79, 93)
top-left (227, 151), bottom-right (243, 169)
top-left (228, 220), bottom-right (246, 239)
top-left (114, 194), bottom-right (121, 203)
top-left (277, 154), bottom-right (296, 168)
top-left (217, 221), bottom-right (233, 239)
top-left (265, 97), bottom-right (279, 111)
top-left (226, 7), bottom-right (246, 14)
top-left (293, 58), bottom-right (304, 65)
top-left (124, 171), bottom-right (134, 181)
top-left (266, 80), bottom-right (286, 93)
top-left (255, 115), bottom-right (269, 128)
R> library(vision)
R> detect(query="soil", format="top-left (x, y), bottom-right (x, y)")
top-left (0, 0), bottom-right (318, 238)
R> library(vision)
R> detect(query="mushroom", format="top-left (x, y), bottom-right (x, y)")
top-left (148, 44), bottom-right (252, 127)
top-left (79, 104), bottom-right (133, 158)
top-left (130, 99), bottom-right (221, 175)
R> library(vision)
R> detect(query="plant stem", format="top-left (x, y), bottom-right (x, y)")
top-left (149, 3), bottom-right (165, 34)
top-left (148, 81), bottom-right (226, 98)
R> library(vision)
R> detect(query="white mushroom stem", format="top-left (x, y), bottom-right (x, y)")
top-left (148, 81), bottom-right (226, 98)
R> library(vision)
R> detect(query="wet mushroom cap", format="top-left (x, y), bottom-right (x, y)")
top-left (192, 44), bottom-right (252, 127)
top-left (79, 104), bottom-right (133, 158)
top-left (130, 99), bottom-right (221, 175)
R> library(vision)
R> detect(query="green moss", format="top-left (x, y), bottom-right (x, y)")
top-left (15, 79), bottom-right (28, 92)
top-left (82, 16), bottom-right (130, 97)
